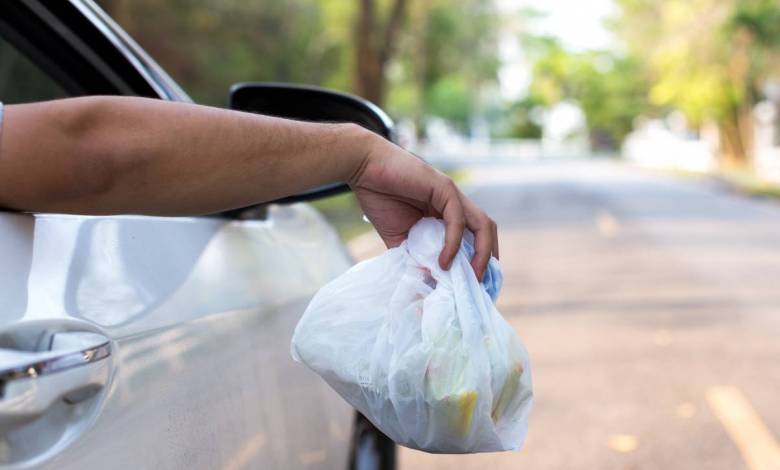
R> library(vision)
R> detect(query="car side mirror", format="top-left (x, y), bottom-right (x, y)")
top-left (227, 82), bottom-right (395, 210)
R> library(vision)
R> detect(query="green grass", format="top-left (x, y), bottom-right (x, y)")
top-left (662, 167), bottom-right (780, 200)
top-left (310, 191), bottom-right (370, 241)
top-left (716, 170), bottom-right (780, 199)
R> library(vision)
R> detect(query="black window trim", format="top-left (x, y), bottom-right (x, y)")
top-left (0, 0), bottom-right (191, 102)
top-left (71, 0), bottom-right (190, 102)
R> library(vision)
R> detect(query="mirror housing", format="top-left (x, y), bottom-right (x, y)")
top-left (226, 82), bottom-right (395, 213)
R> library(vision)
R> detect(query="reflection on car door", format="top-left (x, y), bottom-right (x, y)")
top-left (1, 205), bottom-right (356, 468)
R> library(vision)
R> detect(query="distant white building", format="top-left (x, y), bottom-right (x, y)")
top-left (623, 88), bottom-right (780, 180)
top-left (622, 118), bottom-right (716, 173)
top-left (541, 101), bottom-right (590, 157)
top-left (754, 86), bottom-right (780, 183)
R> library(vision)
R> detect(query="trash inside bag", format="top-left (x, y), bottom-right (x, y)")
top-left (291, 217), bottom-right (532, 453)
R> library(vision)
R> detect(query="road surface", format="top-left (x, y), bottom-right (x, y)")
top-left (385, 160), bottom-right (780, 470)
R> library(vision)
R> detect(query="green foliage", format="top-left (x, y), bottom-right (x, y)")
top-left (310, 192), bottom-right (369, 241)
top-left (577, 55), bottom-right (649, 149)
top-left (100, 0), bottom-right (500, 136)
top-left (388, 0), bottom-right (501, 133)
top-left (523, 38), bottom-right (649, 149)
top-left (97, 0), bottom-right (780, 159)
top-left (494, 96), bottom-right (543, 139)
top-left (416, 2), bottom-right (499, 89)
top-left (425, 77), bottom-right (471, 131)
top-left (731, 0), bottom-right (780, 48)
top-left (616, 0), bottom-right (734, 125)
top-left (730, 0), bottom-right (780, 86)
top-left (614, 0), bottom-right (780, 163)
top-left (101, 0), bottom-right (351, 106)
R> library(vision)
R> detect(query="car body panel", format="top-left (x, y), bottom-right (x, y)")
top-left (1, 205), bottom-right (356, 468)
top-left (0, 0), bottom-right (385, 466)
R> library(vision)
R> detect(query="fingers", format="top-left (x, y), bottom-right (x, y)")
top-left (433, 179), bottom-right (466, 271)
top-left (461, 195), bottom-right (498, 280)
top-left (430, 172), bottom-right (499, 280)
top-left (352, 143), bottom-right (496, 275)
top-left (492, 220), bottom-right (499, 260)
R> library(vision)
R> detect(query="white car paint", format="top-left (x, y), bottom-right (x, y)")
top-left (0, 204), bottom-right (355, 468)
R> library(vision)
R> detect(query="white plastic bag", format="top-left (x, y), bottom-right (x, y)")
top-left (291, 217), bottom-right (532, 453)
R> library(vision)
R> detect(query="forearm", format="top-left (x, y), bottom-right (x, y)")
top-left (0, 96), bottom-right (370, 215)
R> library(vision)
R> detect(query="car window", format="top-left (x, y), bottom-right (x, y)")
top-left (0, 36), bottom-right (69, 104)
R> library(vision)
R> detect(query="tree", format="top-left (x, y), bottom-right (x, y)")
top-left (386, 0), bottom-right (500, 135)
top-left (98, 0), bottom-right (505, 134)
top-left (523, 37), bottom-right (649, 150)
top-left (615, 0), bottom-right (780, 166)
top-left (99, 0), bottom-right (346, 105)
top-left (354, 0), bottom-right (408, 106)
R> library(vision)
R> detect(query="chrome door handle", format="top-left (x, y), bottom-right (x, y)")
top-left (0, 332), bottom-right (112, 428)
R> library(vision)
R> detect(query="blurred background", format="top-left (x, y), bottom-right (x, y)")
top-left (96, 1), bottom-right (780, 469)
top-left (97, 0), bottom-right (780, 178)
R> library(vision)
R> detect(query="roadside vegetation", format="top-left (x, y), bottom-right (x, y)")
top-left (99, 0), bottom-right (780, 215)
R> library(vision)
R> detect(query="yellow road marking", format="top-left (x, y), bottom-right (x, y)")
top-left (299, 449), bottom-right (327, 465)
top-left (706, 386), bottom-right (780, 470)
top-left (676, 402), bottom-right (696, 419)
top-left (595, 210), bottom-right (619, 238)
top-left (654, 329), bottom-right (672, 346)
top-left (607, 434), bottom-right (639, 452)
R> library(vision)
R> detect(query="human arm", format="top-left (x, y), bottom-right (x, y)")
top-left (0, 96), bottom-right (497, 276)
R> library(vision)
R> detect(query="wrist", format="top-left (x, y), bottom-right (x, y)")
top-left (341, 123), bottom-right (377, 187)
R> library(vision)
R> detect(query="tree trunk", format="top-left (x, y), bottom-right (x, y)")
top-left (718, 102), bottom-right (753, 168)
top-left (354, 0), bottom-right (408, 106)
top-left (411, 6), bottom-right (431, 139)
top-left (718, 29), bottom-right (754, 168)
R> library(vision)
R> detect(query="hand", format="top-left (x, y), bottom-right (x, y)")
top-left (348, 131), bottom-right (498, 280)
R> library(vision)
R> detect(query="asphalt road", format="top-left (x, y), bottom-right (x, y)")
top-left (395, 160), bottom-right (780, 470)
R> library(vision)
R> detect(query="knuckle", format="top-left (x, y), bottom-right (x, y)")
top-left (441, 175), bottom-right (457, 190)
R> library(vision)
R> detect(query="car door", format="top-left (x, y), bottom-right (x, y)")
top-left (0, 6), bottom-right (357, 469)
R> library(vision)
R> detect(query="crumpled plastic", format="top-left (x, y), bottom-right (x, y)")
top-left (291, 217), bottom-right (533, 453)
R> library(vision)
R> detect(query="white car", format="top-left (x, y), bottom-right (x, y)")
top-left (0, 1), bottom-right (395, 468)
